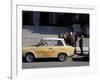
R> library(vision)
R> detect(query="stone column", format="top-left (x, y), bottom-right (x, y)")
top-left (48, 13), bottom-right (56, 25)
top-left (49, 13), bottom-right (53, 25)
top-left (34, 12), bottom-right (40, 26)
top-left (53, 13), bottom-right (56, 25)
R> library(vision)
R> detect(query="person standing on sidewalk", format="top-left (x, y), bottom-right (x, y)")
top-left (79, 34), bottom-right (84, 55)
top-left (73, 32), bottom-right (78, 54)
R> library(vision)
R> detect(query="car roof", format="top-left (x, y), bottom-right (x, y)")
top-left (42, 38), bottom-right (64, 40)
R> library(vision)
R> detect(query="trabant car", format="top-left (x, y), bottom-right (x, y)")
top-left (22, 38), bottom-right (75, 62)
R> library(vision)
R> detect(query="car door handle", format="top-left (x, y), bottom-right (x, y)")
top-left (49, 48), bottom-right (52, 49)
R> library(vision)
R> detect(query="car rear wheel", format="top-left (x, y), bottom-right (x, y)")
top-left (58, 53), bottom-right (67, 62)
top-left (25, 53), bottom-right (35, 62)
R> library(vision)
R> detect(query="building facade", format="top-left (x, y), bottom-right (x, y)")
top-left (22, 11), bottom-right (89, 37)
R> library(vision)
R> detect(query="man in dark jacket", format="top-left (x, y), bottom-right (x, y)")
top-left (79, 35), bottom-right (84, 55)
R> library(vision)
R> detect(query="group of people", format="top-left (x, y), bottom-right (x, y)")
top-left (58, 32), bottom-right (84, 55)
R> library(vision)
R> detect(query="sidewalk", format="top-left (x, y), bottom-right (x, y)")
top-left (72, 47), bottom-right (89, 61)
top-left (76, 47), bottom-right (89, 54)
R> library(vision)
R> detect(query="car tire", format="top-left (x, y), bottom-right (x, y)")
top-left (25, 53), bottom-right (35, 62)
top-left (58, 53), bottom-right (67, 62)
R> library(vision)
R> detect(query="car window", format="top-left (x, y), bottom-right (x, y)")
top-left (45, 40), bottom-right (64, 46)
top-left (57, 40), bottom-right (63, 46)
top-left (45, 40), bottom-right (54, 46)
top-left (37, 40), bottom-right (47, 46)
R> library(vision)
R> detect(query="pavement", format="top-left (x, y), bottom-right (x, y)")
top-left (22, 57), bottom-right (89, 69)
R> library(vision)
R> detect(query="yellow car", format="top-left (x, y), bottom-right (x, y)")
top-left (22, 38), bottom-right (75, 62)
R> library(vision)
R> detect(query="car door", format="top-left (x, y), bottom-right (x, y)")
top-left (37, 46), bottom-right (49, 58)
top-left (45, 40), bottom-right (57, 57)
top-left (48, 40), bottom-right (66, 57)
top-left (36, 40), bottom-right (49, 58)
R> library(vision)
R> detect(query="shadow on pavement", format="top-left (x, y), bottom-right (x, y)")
top-left (35, 58), bottom-right (59, 62)
top-left (72, 54), bottom-right (89, 62)
top-left (23, 58), bottom-right (59, 63)
top-left (23, 56), bottom-right (89, 63)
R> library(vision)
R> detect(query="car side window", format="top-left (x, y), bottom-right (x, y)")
top-left (57, 40), bottom-right (63, 46)
top-left (45, 40), bottom-right (54, 46)
top-left (44, 40), bottom-right (64, 46)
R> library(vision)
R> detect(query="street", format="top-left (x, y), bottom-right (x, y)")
top-left (22, 57), bottom-right (89, 69)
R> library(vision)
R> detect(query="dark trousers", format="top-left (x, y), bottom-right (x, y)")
top-left (80, 46), bottom-right (83, 54)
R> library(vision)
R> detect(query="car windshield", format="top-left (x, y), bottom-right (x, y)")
top-left (37, 39), bottom-right (64, 46)
top-left (36, 40), bottom-right (47, 46)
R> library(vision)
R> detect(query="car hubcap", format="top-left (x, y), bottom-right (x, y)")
top-left (59, 54), bottom-right (66, 61)
top-left (26, 54), bottom-right (33, 62)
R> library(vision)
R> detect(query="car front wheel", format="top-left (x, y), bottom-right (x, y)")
top-left (25, 53), bottom-right (35, 62)
top-left (58, 53), bottom-right (67, 62)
